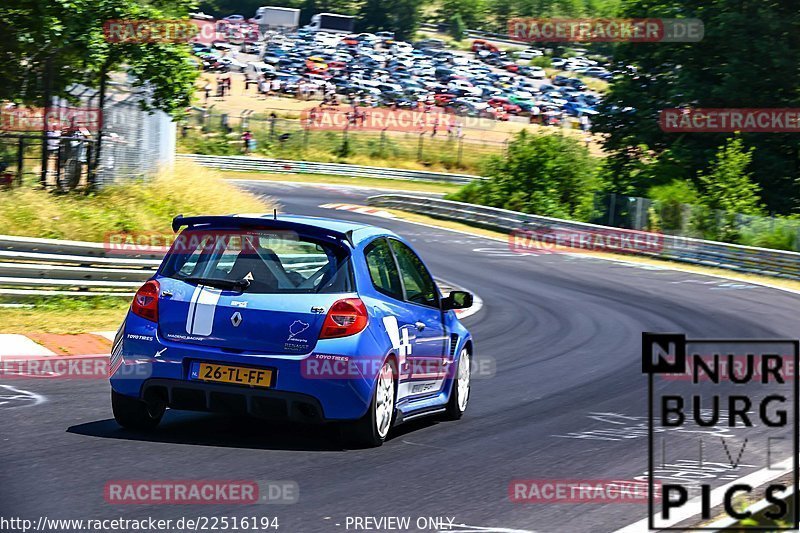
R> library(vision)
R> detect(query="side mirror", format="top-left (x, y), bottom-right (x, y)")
top-left (442, 290), bottom-right (473, 311)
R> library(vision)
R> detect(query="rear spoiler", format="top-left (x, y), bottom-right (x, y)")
top-left (171, 215), bottom-right (355, 247)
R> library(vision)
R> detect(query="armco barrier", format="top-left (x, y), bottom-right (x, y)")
top-left (366, 194), bottom-right (800, 280)
top-left (0, 234), bottom-right (458, 297)
top-left (177, 154), bottom-right (484, 185)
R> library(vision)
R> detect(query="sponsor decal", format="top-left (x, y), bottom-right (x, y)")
top-left (284, 320), bottom-right (311, 352)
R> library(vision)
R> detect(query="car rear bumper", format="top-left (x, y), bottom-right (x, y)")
top-left (110, 313), bottom-right (383, 421)
top-left (141, 378), bottom-right (327, 423)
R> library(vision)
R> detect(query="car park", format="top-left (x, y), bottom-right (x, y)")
top-left (190, 26), bottom-right (611, 126)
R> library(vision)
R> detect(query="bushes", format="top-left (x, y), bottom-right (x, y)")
top-left (530, 56), bottom-right (552, 68)
top-left (447, 130), bottom-right (602, 221)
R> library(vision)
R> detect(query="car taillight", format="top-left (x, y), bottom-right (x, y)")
top-left (131, 280), bottom-right (160, 322)
top-left (320, 298), bottom-right (368, 339)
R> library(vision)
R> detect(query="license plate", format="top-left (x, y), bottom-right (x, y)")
top-left (190, 362), bottom-right (273, 388)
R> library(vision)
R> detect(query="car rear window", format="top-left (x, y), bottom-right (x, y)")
top-left (159, 229), bottom-right (353, 294)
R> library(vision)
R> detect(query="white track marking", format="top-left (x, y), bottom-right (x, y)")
top-left (0, 384), bottom-right (46, 408)
top-left (443, 525), bottom-right (536, 533)
top-left (320, 203), bottom-right (396, 218)
top-left (0, 335), bottom-right (55, 356)
top-left (613, 455), bottom-right (795, 532)
top-left (92, 331), bottom-right (117, 342)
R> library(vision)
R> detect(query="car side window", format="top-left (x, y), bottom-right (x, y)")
top-left (364, 238), bottom-right (403, 300)
top-left (388, 239), bottom-right (439, 308)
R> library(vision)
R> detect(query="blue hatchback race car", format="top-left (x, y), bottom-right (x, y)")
top-left (110, 214), bottom-right (474, 446)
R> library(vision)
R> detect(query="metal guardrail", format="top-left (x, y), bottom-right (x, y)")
top-left (419, 22), bottom-right (527, 47)
top-left (0, 233), bottom-right (461, 297)
top-left (177, 153), bottom-right (484, 185)
top-left (366, 194), bottom-right (800, 280)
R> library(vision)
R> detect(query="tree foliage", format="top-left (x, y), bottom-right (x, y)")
top-left (698, 137), bottom-right (763, 216)
top-left (595, 0), bottom-right (800, 214)
top-left (449, 13), bottom-right (466, 41)
top-left (447, 131), bottom-right (602, 220)
top-left (0, 0), bottom-right (198, 117)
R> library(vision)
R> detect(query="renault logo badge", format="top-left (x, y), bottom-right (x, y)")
top-left (231, 312), bottom-right (243, 327)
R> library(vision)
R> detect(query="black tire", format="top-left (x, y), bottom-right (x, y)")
top-left (112, 390), bottom-right (164, 430)
top-left (444, 348), bottom-right (470, 420)
top-left (347, 361), bottom-right (396, 448)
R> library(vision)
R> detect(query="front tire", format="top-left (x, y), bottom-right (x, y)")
top-left (348, 360), bottom-right (395, 447)
top-left (444, 348), bottom-right (470, 420)
top-left (112, 390), bottom-right (164, 430)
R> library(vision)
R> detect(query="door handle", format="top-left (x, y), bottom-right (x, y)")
top-left (161, 290), bottom-right (173, 298)
top-left (415, 321), bottom-right (426, 331)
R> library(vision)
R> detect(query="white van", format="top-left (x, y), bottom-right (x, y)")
top-left (245, 61), bottom-right (276, 80)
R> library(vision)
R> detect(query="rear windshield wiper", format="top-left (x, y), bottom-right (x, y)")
top-left (180, 276), bottom-right (251, 291)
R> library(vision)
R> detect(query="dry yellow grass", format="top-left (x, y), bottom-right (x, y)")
top-left (0, 161), bottom-right (271, 241)
top-left (0, 307), bottom-right (128, 334)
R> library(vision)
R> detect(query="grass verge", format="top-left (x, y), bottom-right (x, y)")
top-left (0, 162), bottom-right (273, 333)
top-left (0, 296), bottom-right (130, 334)
top-left (0, 161), bottom-right (271, 241)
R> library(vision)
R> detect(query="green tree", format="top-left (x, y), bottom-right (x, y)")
top-left (698, 137), bottom-right (763, 216)
top-left (439, 0), bottom-right (485, 29)
top-left (595, 0), bottom-right (800, 214)
top-left (449, 13), bottom-right (466, 41)
top-left (447, 131), bottom-right (602, 220)
top-left (357, 0), bottom-right (423, 40)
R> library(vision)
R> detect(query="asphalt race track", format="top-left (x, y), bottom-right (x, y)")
top-left (2, 179), bottom-right (799, 533)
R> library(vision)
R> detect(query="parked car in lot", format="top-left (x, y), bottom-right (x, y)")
top-left (514, 48), bottom-right (543, 60)
top-left (487, 97), bottom-right (522, 115)
top-left (110, 215), bottom-right (474, 447)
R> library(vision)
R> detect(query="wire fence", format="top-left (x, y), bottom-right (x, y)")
top-left (595, 192), bottom-right (800, 251)
top-left (0, 83), bottom-right (175, 190)
top-left (179, 108), bottom-right (509, 171)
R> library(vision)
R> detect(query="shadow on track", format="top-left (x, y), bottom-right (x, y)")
top-left (66, 410), bottom-right (444, 451)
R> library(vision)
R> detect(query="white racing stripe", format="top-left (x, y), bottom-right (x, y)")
top-left (185, 286), bottom-right (222, 336)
